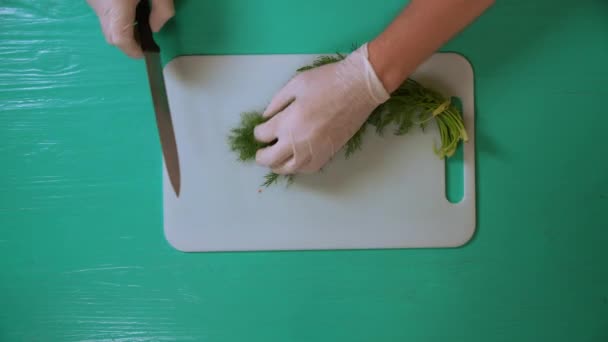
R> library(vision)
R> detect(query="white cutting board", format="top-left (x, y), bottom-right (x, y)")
top-left (161, 52), bottom-right (476, 252)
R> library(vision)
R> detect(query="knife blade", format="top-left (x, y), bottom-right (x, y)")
top-left (135, 1), bottom-right (181, 197)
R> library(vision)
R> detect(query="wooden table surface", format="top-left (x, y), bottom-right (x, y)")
top-left (1, 0), bottom-right (607, 341)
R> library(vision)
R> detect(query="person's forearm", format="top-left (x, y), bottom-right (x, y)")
top-left (368, 0), bottom-right (494, 93)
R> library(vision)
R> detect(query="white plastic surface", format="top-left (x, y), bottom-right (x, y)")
top-left (161, 52), bottom-right (476, 252)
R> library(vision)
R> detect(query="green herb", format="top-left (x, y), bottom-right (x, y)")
top-left (227, 111), bottom-right (270, 162)
top-left (227, 53), bottom-right (468, 187)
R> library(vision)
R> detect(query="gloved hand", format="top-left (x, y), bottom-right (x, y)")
top-left (253, 43), bottom-right (390, 175)
top-left (87, 0), bottom-right (175, 58)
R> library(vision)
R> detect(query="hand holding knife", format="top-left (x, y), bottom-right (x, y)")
top-left (134, 1), bottom-right (181, 197)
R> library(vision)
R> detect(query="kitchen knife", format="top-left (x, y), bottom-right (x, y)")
top-left (135, 1), bottom-right (181, 197)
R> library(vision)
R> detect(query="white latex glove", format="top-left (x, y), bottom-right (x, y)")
top-left (87, 0), bottom-right (175, 58)
top-left (253, 43), bottom-right (390, 175)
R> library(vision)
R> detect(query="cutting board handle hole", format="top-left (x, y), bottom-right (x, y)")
top-left (445, 96), bottom-right (465, 204)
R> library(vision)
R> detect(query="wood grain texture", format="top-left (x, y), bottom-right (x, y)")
top-left (1, 0), bottom-right (607, 341)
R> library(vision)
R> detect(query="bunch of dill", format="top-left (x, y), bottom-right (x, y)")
top-left (227, 54), bottom-right (468, 187)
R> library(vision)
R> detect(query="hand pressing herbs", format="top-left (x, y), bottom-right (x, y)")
top-left (228, 50), bottom-right (468, 188)
top-left (227, 0), bottom-right (493, 187)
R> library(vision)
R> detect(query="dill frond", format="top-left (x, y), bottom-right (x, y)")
top-left (262, 172), bottom-right (281, 187)
top-left (345, 123), bottom-right (366, 159)
top-left (262, 172), bottom-right (294, 188)
top-left (296, 54), bottom-right (345, 72)
top-left (227, 111), bottom-right (270, 162)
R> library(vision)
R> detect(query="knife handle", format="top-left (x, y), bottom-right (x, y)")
top-left (134, 1), bottom-right (160, 53)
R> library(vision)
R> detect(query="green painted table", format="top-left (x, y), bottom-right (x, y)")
top-left (1, 0), bottom-right (607, 341)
